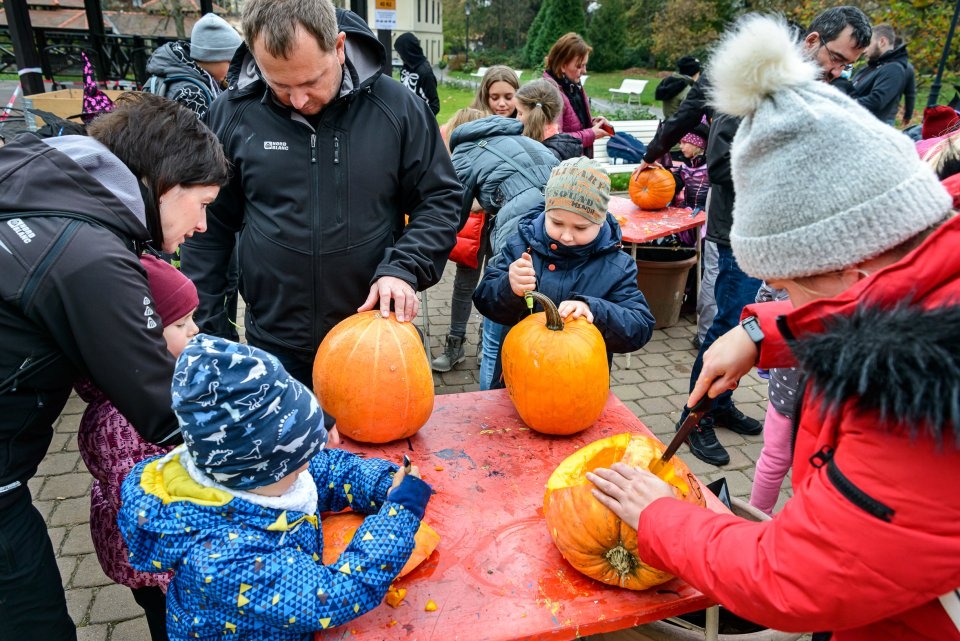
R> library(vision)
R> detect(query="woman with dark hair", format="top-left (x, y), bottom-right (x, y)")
top-left (542, 33), bottom-right (611, 157)
top-left (0, 92), bottom-right (229, 640)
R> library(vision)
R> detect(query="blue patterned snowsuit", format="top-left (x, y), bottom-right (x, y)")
top-left (120, 447), bottom-right (420, 640)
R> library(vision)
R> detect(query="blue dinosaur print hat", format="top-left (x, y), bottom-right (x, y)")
top-left (172, 334), bottom-right (327, 490)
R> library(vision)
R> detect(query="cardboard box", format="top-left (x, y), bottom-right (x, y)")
top-left (23, 88), bottom-right (126, 131)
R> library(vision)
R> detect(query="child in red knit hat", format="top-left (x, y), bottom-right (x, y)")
top-left (75, 254), bottom-right (199, 641)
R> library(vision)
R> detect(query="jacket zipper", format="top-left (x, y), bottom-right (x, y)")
top-left (809, 445), bottom-right (895, 522)
top-left (310, 132), bottom-right (320, 351)
top-left (333, 135), bottom-right (343, 225)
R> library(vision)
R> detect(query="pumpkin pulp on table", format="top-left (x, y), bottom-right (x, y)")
top-left (544, 433), bottom-right (706, 590)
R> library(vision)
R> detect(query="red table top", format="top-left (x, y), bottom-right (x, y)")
top-left (609, 196), bottom-right (706, 245)
top-left (318, 390), bottom-right (725, 641)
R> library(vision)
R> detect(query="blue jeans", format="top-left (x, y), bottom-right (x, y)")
top-left (479, 317), bottom-right (508, 390)
top-left (686, 244), bottom-right (762, 413)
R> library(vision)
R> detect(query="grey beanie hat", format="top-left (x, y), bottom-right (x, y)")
top-left (190, 13), bottom-right (243, 62)
top-left (708, 14), bottom-right (952, 281)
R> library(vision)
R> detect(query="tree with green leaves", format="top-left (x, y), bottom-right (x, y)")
top-left (585, 0), bottom-right (627, 71)
top-left (524, 0), bottom-right (586, 67)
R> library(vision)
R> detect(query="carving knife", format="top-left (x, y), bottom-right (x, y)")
top-left (648, 395), bottom-right (714, 480)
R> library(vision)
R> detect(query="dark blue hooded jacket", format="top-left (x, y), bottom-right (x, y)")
top-left (473, 209), bottom-right (656, 359)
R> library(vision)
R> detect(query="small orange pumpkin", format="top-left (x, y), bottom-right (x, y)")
top-left (322, 512), bottom-right (440, 577)
top-left (312, 311), bottom-right (433, 443)
top-left (502, 291), bottom-right (609, 435)
top-left (628, 166), bottom-right (675, 210)
top-left (544, 433), bottom-right (706, 590)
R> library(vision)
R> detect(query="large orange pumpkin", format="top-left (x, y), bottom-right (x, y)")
top-left (502, 291), bottom-right (608, 435)
top-left (628, 166), bottom-right (675, 210)
top-left (322, 512), bottom-right (440, 577)
top-left (544, 433), bottom-right (706, 590)
top-left (312, 311), bottom-right (433, 443)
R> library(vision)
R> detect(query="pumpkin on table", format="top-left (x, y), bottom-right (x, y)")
top-left (312, 311), bottom-right (434, 444)
top-left (501, 291), bottom-right (609, 435)
top-left (321, 511), bottom-right (440, 577)
top-left (544, 433), bottom-right (706, 590)
top-left (628, 166), bottom-right (675, 210)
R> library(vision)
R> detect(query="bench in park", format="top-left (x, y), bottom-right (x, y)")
top-left (593, 119), bottom-right (661, 174)
top-left (608, 78), bottom-right (648, 105)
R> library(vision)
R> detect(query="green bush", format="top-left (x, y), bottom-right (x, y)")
top-left (524, 0), bottom-right (586, 68)
top-left (609, 172), bottom-right (632, 192)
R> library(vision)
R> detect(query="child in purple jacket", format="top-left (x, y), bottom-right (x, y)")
top-left (76, 255), bottom-right (200, 641)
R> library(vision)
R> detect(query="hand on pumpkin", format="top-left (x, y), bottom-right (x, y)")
top-left (509, 252), bottom-right (537, 297)
top-left (557, 300), bottom-right (593, 323)
top-left (631, 160), bottom-right (661, 182)
top-left (358, 276), bottom-right (420, 323)
top-left (688, 324), bottom-right (759, 408)
top-left (587, 463), bottom-right (677, 528)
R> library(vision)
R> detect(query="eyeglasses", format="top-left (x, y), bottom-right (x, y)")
top-left (819, 36), bottom-right (856, 69)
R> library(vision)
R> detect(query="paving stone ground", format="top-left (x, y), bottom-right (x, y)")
top-left (33, 257), bottom-right (790, 640)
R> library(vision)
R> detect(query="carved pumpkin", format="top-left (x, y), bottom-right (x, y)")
top-left (628, 166), bottom-right (675, 210)
top-left (502, 291), bottom-right (608, 435)
top-left (322, 512), bottom-right (440, 577)
top-left (544, 433), bottom-right (706, 590)
top-left (312, 311), bottom-right (434, 443)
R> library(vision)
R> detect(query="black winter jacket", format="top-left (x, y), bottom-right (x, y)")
top-left (473, 209), bottom-right (655, 357)
top-left (181, 9), bottom-right (462, 361)
top-left (643, 74), bottom-right (740, 247)
top-left (0, 135), bottom-right (180, 506)
top-left (853, 44), bottom-right (912, 123)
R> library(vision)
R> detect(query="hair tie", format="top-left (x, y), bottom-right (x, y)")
top-left (535, 102), bottom-right (542, 108)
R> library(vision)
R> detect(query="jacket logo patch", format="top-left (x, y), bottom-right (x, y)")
top-left (263, 141), bottom-right (289, 151)
top-left (7, 218), bottom-right (35, 244)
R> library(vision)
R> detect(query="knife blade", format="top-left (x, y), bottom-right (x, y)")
top-left (402, 454), bottom-right (412, 474)
top-left (648, 395), bottom-right (714, 480)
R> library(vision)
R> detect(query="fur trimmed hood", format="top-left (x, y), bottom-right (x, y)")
top-left (789, 303), bottom-right (960, 448)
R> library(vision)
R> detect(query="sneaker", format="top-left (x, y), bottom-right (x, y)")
top-left (681, 416), bottom-right (730, 466)
top-left (712, 405), bottom-right (763, 435)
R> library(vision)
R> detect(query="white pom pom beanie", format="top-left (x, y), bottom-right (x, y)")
top-left (708, 14), bottom-right (951, 281)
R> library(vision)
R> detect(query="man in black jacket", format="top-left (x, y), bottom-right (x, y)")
top-left (633, 6), bottom-right (872, 466)
top-left (853, 24), bottom-right (912, 125)
top-left (181, 0), bottom-right (462, 388)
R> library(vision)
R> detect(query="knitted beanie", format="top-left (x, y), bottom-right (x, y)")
top-left (922, 105), bottom-right (960, 141)
top-left (172, 335), bottom-right (327, 490)
top-left (677, 56), bottom-right (702, 77)
top-left (190, 13), bottom-right (243, 62)
top-left (709, 14), bottom-right (952, 281)
top-left (140, 255), bottom-right (198, 328)
top-left (680, 129), bottom-right (707, 150)
top-left (544, 157), bottom-right (611, 224)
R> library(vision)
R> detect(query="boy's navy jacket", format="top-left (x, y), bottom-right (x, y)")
top-left (473, 209), bottom-right (655, 357)
top-left (120, 447), bottom-right (425, 640)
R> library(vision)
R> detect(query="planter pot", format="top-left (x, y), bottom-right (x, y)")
top-left (586, 497), bottom-right (803, 641)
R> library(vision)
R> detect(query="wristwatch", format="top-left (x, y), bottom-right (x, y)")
top-left (740, 315), bottom-right (764, 344)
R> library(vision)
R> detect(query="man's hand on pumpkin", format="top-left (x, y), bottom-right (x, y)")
top-left (587, 463), bottom-right (675, 529)
top-left (359, 276), bottom-right (420, 322)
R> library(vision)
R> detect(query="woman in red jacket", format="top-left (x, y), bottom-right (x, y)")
top-left (589, 15), bottom-right (960, 641)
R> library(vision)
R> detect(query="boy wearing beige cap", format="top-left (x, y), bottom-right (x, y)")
top-left (473, 157), bottom-right (656, 387)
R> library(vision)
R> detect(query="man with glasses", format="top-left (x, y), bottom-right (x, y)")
top-left (632, 6), bottom-right (871, 466)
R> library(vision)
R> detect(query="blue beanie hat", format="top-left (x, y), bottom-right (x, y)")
top-left (172, 335), bottom-right (327, 490)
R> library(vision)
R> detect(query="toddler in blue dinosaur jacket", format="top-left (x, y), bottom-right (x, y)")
top-left (119, 334), bottom-right (432, 641)
top-left (473, 157), bottom-right (656, 386)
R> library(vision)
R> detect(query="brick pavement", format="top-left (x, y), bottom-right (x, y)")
top-left (35, 259), bottom-right (787, 639)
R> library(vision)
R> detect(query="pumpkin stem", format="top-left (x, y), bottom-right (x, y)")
top-left (524, 291), bottom-right (563, 331)
top-left (604, 543), bottom-right (639, 580)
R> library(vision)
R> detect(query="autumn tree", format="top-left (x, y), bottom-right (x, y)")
top-left (650, 0), bottom-right (719, 66)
